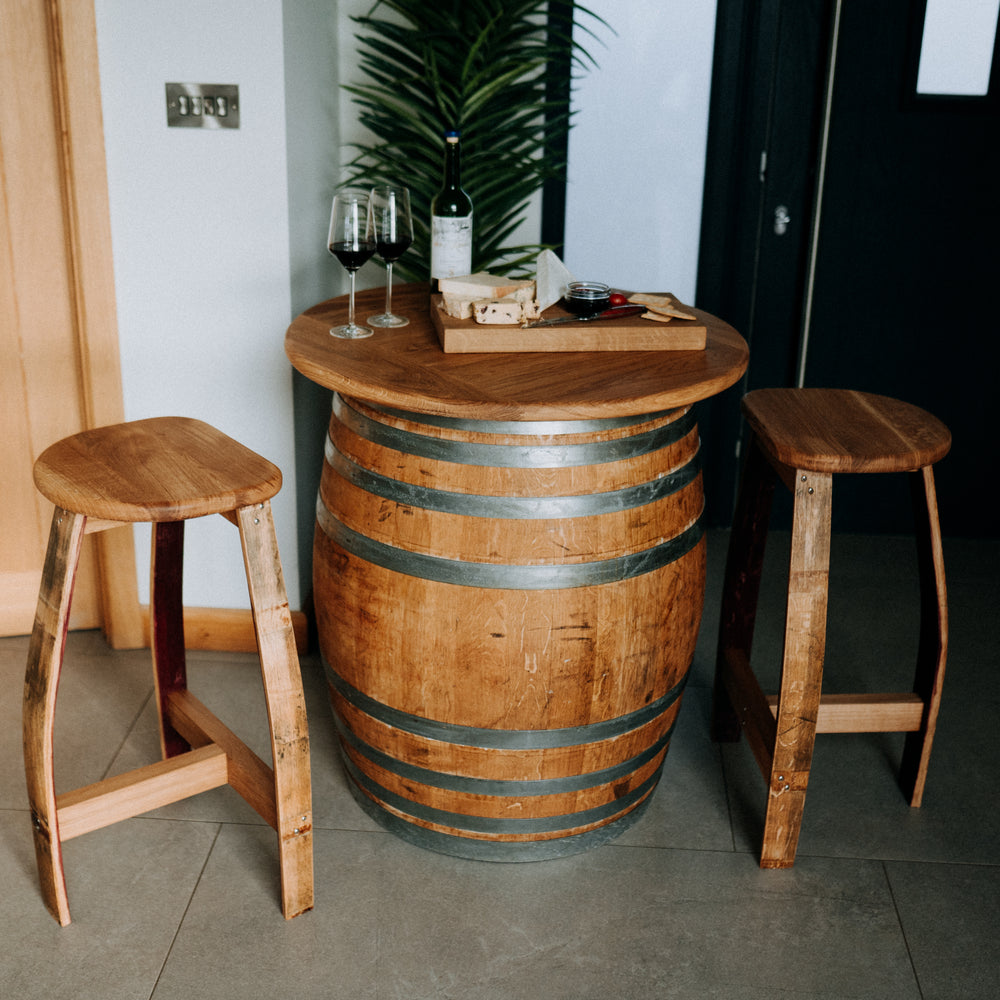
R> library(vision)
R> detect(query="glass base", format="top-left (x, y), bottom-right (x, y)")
top-left (329, 323), bottom-right (373, 339)
top-left (367, 312), bottom-right (410, 328)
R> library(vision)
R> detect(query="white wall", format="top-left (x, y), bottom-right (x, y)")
top-left (564, 1), bottom-right (718, 303)
top-left (93, 0), bottom-right (718, 613)
top-left (281, 0), bottom-right (350, 594)
top-left (95, 0), bottom-right (303, 609)
top-left (284, 1), bottom-right (344, 316)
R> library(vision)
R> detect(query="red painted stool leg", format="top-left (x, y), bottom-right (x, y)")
top-left (713, 438), bottom-right (776, 742)
top-left (151, 521), bottom-right (191, 758)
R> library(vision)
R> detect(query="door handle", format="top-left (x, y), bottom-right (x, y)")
top-left (773, 205), bottom-right (791, 235)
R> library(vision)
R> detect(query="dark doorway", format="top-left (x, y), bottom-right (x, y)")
top-left (696, 0), bottom-right (1000, 537)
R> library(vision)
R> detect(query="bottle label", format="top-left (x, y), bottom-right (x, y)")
top-left (431, 214), bottom-right (473, 279)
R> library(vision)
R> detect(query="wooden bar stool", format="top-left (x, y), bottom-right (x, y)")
top-left (23, 417), bottom-right (313, 925)
top-left (712, 389), bottom-right (950, 868)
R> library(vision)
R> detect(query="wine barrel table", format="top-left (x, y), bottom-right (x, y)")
top-left (286, 283), bottom-right (747, 861)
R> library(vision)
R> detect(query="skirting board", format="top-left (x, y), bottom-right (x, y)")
top-left (141, 606), bottom-right (309, 654)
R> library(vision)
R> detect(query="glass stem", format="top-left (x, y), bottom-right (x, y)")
top-left (347, 270), bottom-right (357, 326)
top-left (385, 262), bottom-right (394, 317)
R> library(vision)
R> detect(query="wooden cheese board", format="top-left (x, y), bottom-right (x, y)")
top-left (430, 294), bottom-right (708, 354)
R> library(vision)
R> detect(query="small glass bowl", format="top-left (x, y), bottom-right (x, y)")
top-left (563, 281), bottom-right (611, 314)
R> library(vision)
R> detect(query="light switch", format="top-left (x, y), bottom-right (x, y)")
top-left (166, 83), bottom-right (239, 128)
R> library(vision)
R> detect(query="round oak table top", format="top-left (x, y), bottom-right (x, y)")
top-left (285, 283), bottom-right (747, 421)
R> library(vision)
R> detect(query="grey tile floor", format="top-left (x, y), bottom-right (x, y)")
top-left (1, 529), bottom-right (997, 999)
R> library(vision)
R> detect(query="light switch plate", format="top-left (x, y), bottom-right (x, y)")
top-left (166, 83), bottom-right (240, 128)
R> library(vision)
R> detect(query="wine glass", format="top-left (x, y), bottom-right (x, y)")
top-left (367, 185), bottom-right (414, 327)
top-left (327, 188), bottom-right (377, 339)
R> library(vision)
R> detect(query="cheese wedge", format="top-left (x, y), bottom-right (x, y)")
top-left (441, 295), bottom-right (476, 320)
top-left (473, 300), bottom-right (525, 324)
top-left (438, 272), bottom-right (535, 300)
top-left (535, 250), bottom-right (575, 311)
top-left (440, 272), bottom-right (539, 321)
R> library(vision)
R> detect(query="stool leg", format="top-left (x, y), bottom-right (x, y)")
top-left (760, 468), bottom-right (832, 867)
top-left (236, 501), bottom-right (314, 919)
top-left (23, 508), bottom-right (87, 926)
top-left (713, 436), bottom-right (775, 742)
top-left (151, 521), bottom-right (191, 758)
top-left (900, 465), bottom-right (948, 806)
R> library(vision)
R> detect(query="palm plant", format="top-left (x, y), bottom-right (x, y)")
top-left (342, 0), bottom-right (609, 281)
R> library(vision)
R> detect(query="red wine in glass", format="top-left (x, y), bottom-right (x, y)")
top-left (374, 237), bottom-right (412, 263)
top-left (368, 185), bottom-right (414, 328)
top-left (327, 189), bottom-right (376, 339)
top-left (330, 241), bottom-right (377, 271)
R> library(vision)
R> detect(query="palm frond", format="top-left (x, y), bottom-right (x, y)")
top-left (342, 0), bottom-right (609, 278)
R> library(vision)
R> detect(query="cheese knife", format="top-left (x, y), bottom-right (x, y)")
top-left (521, 304), bottom-right (645, 329)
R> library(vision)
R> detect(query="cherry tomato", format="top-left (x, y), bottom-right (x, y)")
top-left (609, 292), bottom-right (627, 307)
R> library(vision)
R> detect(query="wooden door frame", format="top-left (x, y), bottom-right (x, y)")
top-left (45, 1), bottom-right (143, 648)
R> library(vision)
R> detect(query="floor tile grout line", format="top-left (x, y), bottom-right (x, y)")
top-left (148, 821), bottom-right (224, 1000)
top-left (715, 739), bottom-right (741, 854)
top-left (790, 847), bottom-right (1000, 870)
top-left (882, 858), bottom-right (927, 1000)
top-left (100, 686), bottom-right (156, 782)
top-left (606, 841), bottom-right (756, 860)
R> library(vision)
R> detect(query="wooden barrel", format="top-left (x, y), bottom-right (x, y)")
top-left (313, 393), bottom-right (706, 860)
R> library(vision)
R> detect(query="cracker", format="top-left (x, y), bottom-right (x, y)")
top-left (629, 293), bottom-right (673, 308)
top-left (629, 293), bottom-right (697, 321)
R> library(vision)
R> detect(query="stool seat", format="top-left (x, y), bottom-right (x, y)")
top-left (713, 388), bottom-right (949, 868)
top-left (24, 418), bottom-right (312, 925)
top-left (742, 388), bottom-right (952, 474)
top-left (33, 416), bottom-right (282, 523)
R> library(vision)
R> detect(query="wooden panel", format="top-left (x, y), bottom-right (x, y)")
top-left (0, 0), bottom-right (139, 642)
top-left (139, 605), bottom-right (310, 653)
top-left (0, 0), bottom-right (95, 635)
top-left (50, 0), bottom-right (142, 647)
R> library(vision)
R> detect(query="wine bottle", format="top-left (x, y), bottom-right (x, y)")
top-left (430, 130), bottom-right (473, 289)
